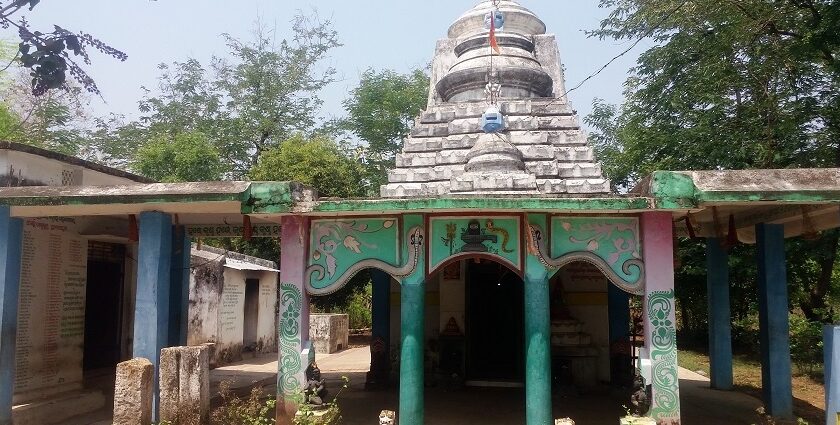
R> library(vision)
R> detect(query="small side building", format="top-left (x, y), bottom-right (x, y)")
top-left (188, 244), bottom-right (279, 366)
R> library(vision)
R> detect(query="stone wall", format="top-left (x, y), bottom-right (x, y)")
top-left (187, 254), bottom-right (224, 362)
top-left (310, 314), bottom-right (349, 354)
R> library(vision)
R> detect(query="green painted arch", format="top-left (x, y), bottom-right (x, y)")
top-left (429, 216), bottom-right (524, 276)
top-left (305, 217), bottom-right (424, 296)
top-left (430, 252), bottom-right (523, 279)
top-left (527, 217), bottom-right (646, 295)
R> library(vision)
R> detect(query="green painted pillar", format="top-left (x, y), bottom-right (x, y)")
top-left (525, 214), bottom-right (553, 425)
top-left (399, 274), bottom-right (425, 425)
top-left (524, 270), bottom-right (552, 425)
top-left (399, 214), bottom-right (426, 425)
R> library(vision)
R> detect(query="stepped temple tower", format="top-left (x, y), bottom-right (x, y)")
top-left (382, 0), bottom-right (609, 198)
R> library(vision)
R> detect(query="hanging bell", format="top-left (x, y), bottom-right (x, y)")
top-left (484, 10), bottom-right (505, 30)
top-left (481, 106), bottom-right (506, 133)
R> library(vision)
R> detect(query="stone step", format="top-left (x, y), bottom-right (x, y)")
top-left (402, 130), bottom-right (589, 153)
top-left (410, 115), bottom-right (581, 138)
top-left (419, 100), bottom-right (575, 123)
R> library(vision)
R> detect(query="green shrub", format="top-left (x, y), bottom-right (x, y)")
top-left (211, 382), bottom-right (276, 425)
top-left (788, 315), bottom-right (823, 377)
top-left (345, 283), bottom-right (372, 329)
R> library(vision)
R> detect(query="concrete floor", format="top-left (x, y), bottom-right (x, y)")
top-left (66, 347), bottom-right (769, 424)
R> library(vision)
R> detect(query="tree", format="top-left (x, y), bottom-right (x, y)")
top-left (0, 102), bottom-right (22, 140)
top-left (113, 15), bottom-right (341, 179)
top-left (1, 0), bottom-right (127, 95)
top-left (250, 134), bottom-right (366, 199)
top-left (341, 68), bottom-right (429, 189)
top-left (214, 15), bottom-right (340, 172)
top-left (0, 68), bottom-right (90, 154)
top-left (589, 0), bottom-right (840, 322)
top-left (134, 132), bottom-right (223, 182)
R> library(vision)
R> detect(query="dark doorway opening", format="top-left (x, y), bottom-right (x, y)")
top-left (465, 260), bottom-right (524, 382)
top-left (243, 279), bottom-right (260, 350)
top-left (84, 241), bottom-right (126, 371)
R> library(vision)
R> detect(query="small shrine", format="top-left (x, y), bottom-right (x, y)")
top-left (0, 1), bottom-right (838, 425)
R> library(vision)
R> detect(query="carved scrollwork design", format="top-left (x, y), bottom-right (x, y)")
top-left (527, 224), bottom-right (645, 295)
top-left (305, 226), bottom-right (424, 296)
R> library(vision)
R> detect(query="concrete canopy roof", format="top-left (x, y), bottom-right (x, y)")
top-left (0, 168), bottom-right (837, 243)
top-left (633, 169), bottom-right (840, 243)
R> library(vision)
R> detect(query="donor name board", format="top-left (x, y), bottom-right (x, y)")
top-left (186, 224), bottom-right (281, 238)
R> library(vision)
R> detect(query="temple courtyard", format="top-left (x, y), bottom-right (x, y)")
top-left (66, 346), bottom-right (774, 425)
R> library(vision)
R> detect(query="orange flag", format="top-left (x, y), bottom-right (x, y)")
top-left (489, 12), bottom-right (501, 54)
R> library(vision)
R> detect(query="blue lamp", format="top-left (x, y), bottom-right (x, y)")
top-left (481, 106), bottom-right (506, 133)
top-left (484, 11), bottom-right (505, 30)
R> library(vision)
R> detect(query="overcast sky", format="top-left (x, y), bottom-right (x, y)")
top-left (2, 1), bottom-right (648, 123)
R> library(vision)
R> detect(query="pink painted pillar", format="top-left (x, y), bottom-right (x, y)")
top-left (276, 215), bottom-right (311, 425)
top-left (641, 212), bottom-right (681, 425)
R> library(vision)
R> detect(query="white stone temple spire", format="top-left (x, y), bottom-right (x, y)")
top-left (380, 1), bottom-right (610, 198)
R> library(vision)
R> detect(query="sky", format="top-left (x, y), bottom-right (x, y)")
top-left (2, 1), bottom-right (647, 124)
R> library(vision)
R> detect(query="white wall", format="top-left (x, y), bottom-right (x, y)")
top-left (216, 268), bottom-right (246, 362)
top-left (255, 270), bottom-right (278, 352)
top-left (555, 262), bottom-right (611, 382)
top-left (0, 150), bottom-right (139, 187)
top-left (14, 218), bottom-right (88, 403)
top-left (188, 256), bottom-right (223, 351)
top-left (438, 261), bottom-right (466, 336)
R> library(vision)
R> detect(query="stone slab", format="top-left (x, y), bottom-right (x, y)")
top-left (310, 314), bottom-right (350, 354)
top-left (113, 358), bottom-right (153, 425)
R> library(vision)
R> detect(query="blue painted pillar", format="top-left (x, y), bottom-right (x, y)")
top-left (756, 223), bottom-right (793, 418)
top-left (825, 325), bottom-right (840, 425)
top-left (168, 225), bottom-right (191, 346)
top-left (608, 284), bottom-right (630, 345)
top-left (371, 269), bottom-right (391, 348)
top-left (524, 214), bottom-right (552, 425)
top-left (706, 238), bottom-right (733, 390)
top-left (399, 214), bottom-right (426, 425)
top-left (0, 206), bottom-right (22, 425)
top-left (368, 269), bottom-right (391, 385)
top-left (133, 211), bottom-right (173, 421)
top-left (608, 284), bottom-right (630, 385)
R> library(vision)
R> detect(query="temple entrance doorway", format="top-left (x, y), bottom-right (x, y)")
top-left (83, 241), bottom-right (127, 371)
top-left (549, 261), bottom-right (630, 389)
top-left (243, 278), bottom-right (260, 349)
top-left (465, 260), bottom-right (524, 384)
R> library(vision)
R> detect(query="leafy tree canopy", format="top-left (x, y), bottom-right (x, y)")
top-left (589, 0), bottom-right (840, 189)
top-left (588, 0), bottom-right (840, 323)
top-left (341, 68), bottom-right (429, 188)
top-left (134, 131), bottom-right (222, 183)
top-left (250, 134), bottom-right (366, 199)
top-left (107, 14), bottom-right (341, 178)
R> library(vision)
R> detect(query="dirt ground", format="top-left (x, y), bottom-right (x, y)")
top-left (679, 349), bottom-right (826, 424)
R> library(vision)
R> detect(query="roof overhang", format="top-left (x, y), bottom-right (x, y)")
top-left (0, 169), bottom-right (837, 243)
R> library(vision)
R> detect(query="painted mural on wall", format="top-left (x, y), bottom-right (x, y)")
top-left (527, 217), bottom-right (645, 295)
top-left (429, 217), bottom-right (522, 274)
top-left (306, 218), bottom-right (423, 295)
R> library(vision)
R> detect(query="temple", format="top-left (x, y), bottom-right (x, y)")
top-left (0, 1), bottom-right (838, 425)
